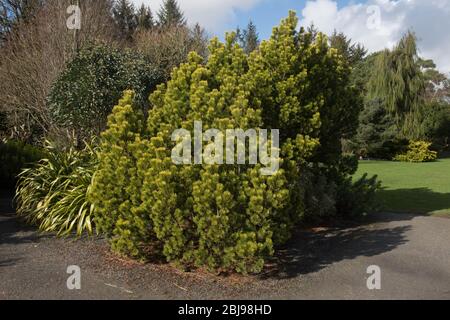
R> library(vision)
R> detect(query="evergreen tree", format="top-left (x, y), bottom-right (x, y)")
top-left (243, 20), bottom-right (260, 54)
top-left (235, 26), bottom-right (243, 44)
top-left (236, 20), bottom-right (260, 54)
top-left (136, 4), bottom-right (154, 31)
top-left (421, 101), bottom-right (450, 148)
top-left (368, 32), bottom-right (425, 139)
top-left (157, 0), bottom-right (186, 28)
top-left (351, 52), bottom-right (381, 94)
top-left (329, 31), bottom-right (368, 143)
top-left (330, 31), bottom-right (367, 66)
top-left (355, 99), bottom-right (402, 159)
top-left (112, 0), bottom-right (137, 40)
top-left (306, 23), bottom-right (319, 39)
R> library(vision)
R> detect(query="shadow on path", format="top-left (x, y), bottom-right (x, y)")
top-left (0, 194), bottom-right (46, 247)
top-left (261, 213), bottom-right (413, 279)
top-left (0, 192), bottom-right (418, 279)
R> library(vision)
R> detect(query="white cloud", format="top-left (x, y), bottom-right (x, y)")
top-left (130, 0), bottom-right (450, 73)
top-left (131, 0), bottom-right (265, 33)
top-left (300, 0), bottom-right (450, 73)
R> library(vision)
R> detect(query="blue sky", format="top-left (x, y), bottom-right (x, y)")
top-left (224, 0), bottom-right (355, 39)
top-left (134, 0), bottom-right (450, 73)
top-left (224, 0), bottom-right (310, 38)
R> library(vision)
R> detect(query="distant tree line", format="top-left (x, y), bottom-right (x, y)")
top-left (329, 30), bottom-right (450, 159)
top-left (0, 0), bottom-right (209, 143)
top-left (112, 0), bottom-right (187, 41)
top-left (0, 0), bottom-right (448, 160)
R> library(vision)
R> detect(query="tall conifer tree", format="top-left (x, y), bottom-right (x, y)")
top-left (157, 0), bottom-right (186, 28)
top-left (243, 20), bottom-right (259, 54)
top-left (136, 4), bottom-right (154, 31)
top-left (112, 0), bottom-right (137, 40)
top-left (236, 20), bottom-right (260, 54)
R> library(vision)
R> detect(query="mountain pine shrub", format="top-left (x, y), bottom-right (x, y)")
top-left (89, 91), bottom-right (155, 257)
top-left (141, 40), bottom-right (292, 273)
top-left (91, 11), bottom-right (370, 274)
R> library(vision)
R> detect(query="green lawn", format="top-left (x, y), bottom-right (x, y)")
top-left (355, 159), bottom-right (450, 216)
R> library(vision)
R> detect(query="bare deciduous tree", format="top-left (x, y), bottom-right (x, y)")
top-left (0, 0), bottom-right (44, 41)
top-left (134, 24), bottom-right (208, 80)
top-left (0, 0), bottom-right (117, 142)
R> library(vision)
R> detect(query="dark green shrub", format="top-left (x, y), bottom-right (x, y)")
top-left (15, 140), bottom-right (97, 236)
top-left (302, 170), bottom-right (337, 221)
top-left (0, 140), bottom-right (46, 188)
top-left (0, 111), bottom-right (6, 133)
top-left (336, 174), bottom-right (381, 217)
top-left (302, 154), bottom-right (381, 220)
top-left (394, 140), bottom-right (438, 162)
top-left (354, 99), bottom-right (404, 159)
top-left (421, 102), bottom-right (450, 151)
top-left (340, 153), bottom-right (359, 175)
top-left (48, 44), bottom-right (163, 139)
top-left (376, 139), bottom-right (409, 160)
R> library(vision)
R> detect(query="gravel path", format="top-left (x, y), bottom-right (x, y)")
top-left (1, 194), bottom-right (449, 300)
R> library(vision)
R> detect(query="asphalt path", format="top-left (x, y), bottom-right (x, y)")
top-left (1, 194), bottom-right (449, 300)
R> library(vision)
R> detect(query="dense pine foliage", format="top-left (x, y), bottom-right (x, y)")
top-left (90, 12), bottom-right (372, 274)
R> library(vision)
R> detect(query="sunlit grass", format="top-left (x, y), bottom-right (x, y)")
top-left (355, 159), bottom-right (450, 216)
